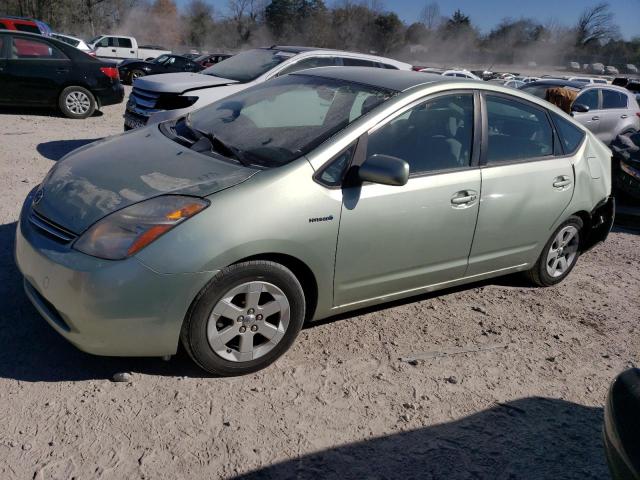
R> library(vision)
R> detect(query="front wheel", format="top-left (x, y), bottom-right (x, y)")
top-left (181, 261), bottom-right (306, 376)
top-left (129, 69), bottom-right (145, 83)
top-left (58, 86), bottom-right (96, 119)
top-left (526, 216), bottom-right (583, 286)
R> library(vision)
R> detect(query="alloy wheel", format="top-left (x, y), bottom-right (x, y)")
top-left (65, 91), bottom-right (91, 115)
top-left (207, 281), bottom-right (290, 362)
top-left (546, 225), bottom-right (579, 278)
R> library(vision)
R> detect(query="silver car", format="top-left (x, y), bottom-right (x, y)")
top-left (16, 68), bottom-right (614, 376)
top-left (521, 82), bottom-right (640, 144)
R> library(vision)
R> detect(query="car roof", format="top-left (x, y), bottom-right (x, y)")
top-left (293, 66), bottom-right (455, 92)
top-left (524, 79), bottom-right (584, 89)
top-left (581, 83), bottom-right (633, 94)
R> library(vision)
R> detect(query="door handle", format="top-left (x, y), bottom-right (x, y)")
top-left (591, 116), bottom-right (600, 121)
top-left (56, 68), bottom-right (69, 74)
top-left (451, 190), bottom-right (478, 207)
top-left (111, 48), bottom-right (116, 52)
top-left (553, 176), bottom-right (572, 189)
top-left (621, 114), bottom-right (628, 119)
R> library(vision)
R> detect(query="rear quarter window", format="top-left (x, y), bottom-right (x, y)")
top-left (551, 113), bottom-right (586, 155)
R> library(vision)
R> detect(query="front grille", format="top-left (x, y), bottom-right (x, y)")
top-left (29, 210), bottom-right (77, 244)
top-left (130, 87), bottom-right (161, 112)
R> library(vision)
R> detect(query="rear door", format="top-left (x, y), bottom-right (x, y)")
top-left (599, 88), bottom-right (630, 144)
top-left (5, 36), bottom-right (72, 105)
top-left (334, 92), bottom-right (481, 306)
top-left (467, 93), bottom-right (575, 275)
top-left (115, 37), bottom-right (135, 59)
top-left (572, 88), bottom-right (602, 137)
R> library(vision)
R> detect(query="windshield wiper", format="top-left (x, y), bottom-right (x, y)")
top-left (184, 114), bottom-right (251, 166)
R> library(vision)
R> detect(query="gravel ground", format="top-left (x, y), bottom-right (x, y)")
top-left (0, 90), bottom-right (639, 480)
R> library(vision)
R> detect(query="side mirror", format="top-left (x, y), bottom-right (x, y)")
top-left (358, 154), bottom-right (409, 186)
top-left (572, 103), bottom-right (590, 113)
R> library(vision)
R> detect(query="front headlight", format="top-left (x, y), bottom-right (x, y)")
top-left (74, 195), bottom-right (209, 260)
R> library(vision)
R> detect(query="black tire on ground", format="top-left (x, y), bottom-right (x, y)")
top-left (180, 260), bottom-right (306, 376)
top-left (526, 216), bottom-right (584, 287)
top-left (58, 86), bottom-right (96, 119)
top-left (130, 69), bottom-right (145, 83)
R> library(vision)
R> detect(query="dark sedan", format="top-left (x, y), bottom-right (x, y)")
top-left (0, 30), bottom-right (123, 118)
top-left (118, 54), bottom-right (203, 84)
top-left (194, 53), bottom-right (232, 68)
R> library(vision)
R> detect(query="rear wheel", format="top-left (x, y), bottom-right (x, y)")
top-left (526, 216), bottom-right (583, 286)
top-left (181, 261), bottom-right (306, 376)
top-left (58, 86), bottom-right (96, 119)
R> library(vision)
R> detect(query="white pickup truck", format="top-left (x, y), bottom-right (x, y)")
top-left (88, 35), bottom-right (171, 61)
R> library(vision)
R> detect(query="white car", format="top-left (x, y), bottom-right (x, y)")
top-left (569, 76), bottom-right (609, 85)
top-left (441, 69), bottom-right (482, 80)
top-left (124, 46), bottom-right (412, 130)
top-left (51, 33), bottom-right (92, 53)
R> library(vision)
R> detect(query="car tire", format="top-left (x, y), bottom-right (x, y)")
top-left (58, 86), bottom-right (96, 119)
top-left (180, 260), bottom-right (306, 376)
top-left (130, 69), bottom-right (145, 83)
top-left (526, 216), bottom-right (584, 287)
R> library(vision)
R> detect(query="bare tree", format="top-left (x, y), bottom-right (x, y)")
top-left (575, 2), bottom-right (620, 46)
top-left (419, 1), bottom-right (440, 30)
top-left (228, 0), bottom-right (266, 44)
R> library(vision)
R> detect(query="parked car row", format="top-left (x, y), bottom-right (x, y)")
top-left (123, 46), bottom-right (412, 130)
top-left (0, 31), bottom-right (123, 118)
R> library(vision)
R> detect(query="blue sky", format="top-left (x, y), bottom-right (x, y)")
top-left (176, 0), bottom-right (639, 39)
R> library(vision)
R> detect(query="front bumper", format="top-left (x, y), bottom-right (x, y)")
top-left (15, 197), bottom-right (215, 357)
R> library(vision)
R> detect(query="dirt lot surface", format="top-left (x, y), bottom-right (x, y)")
top-left (1, 89), bottom-right (639, 480)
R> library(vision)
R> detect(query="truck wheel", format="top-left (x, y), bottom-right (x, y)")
top-left (180, 261), bottom-right (306, 376)
top-left (58, 86), bottom-right (96, 119)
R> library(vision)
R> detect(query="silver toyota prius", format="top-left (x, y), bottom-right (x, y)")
top-left (16, 68), bottom-right (614, 375)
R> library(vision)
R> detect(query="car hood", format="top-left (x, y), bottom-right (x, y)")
top-left (133, 72), bottom-right (238, 93)
top-left (34, 126), bottom-right (258, 234)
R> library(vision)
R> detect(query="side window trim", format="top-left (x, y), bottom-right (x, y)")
top-left (366, 90), bottom-right (478, 179)
top-left (479, 91), bottom-right (557, 167)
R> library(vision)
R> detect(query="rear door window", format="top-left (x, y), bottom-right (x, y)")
top-left (117, 37), bottom-right (132, 49)
top-left (11, 37), bottom-right (66, 59)
top-left (602, 89), bottom-right (628, 109)
top-left (485, 95), bottom-right (554, 163)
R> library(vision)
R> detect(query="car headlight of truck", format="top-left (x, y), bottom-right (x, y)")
top-left (74, 195), bottom-right (209, 260)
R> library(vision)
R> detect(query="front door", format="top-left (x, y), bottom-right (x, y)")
top-left (467, 93), bottom-right (575, 275)
top-left (334, 93), bottom-right (481, 306)
top-left (6, 36), bottom-right (71, 105)
top-left (572, 88), bottom-right (602, 139)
